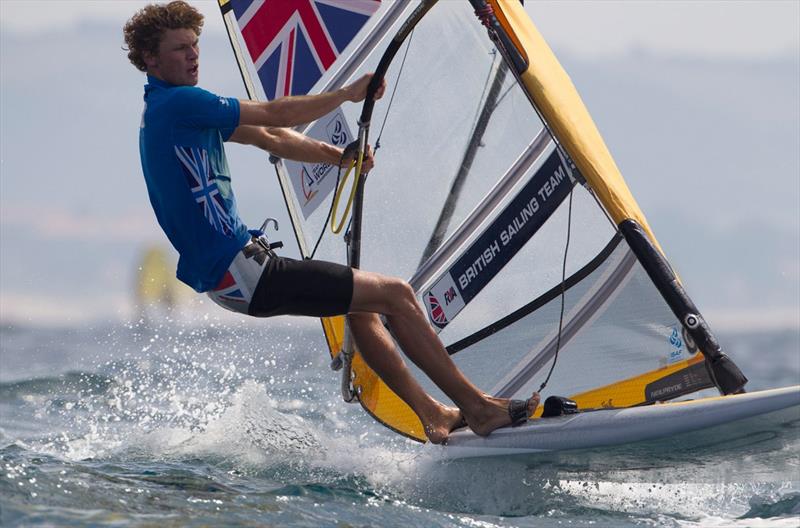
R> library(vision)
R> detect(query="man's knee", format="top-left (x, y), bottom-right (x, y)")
top-left (351, 270), bottom-right (417, 315)
top-left (385, 278), bottom-right (417, 311)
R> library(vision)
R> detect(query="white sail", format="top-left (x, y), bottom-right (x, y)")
top-left (220, 0), bottom-right (745, 442)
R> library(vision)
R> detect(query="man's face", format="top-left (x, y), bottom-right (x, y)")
top-left (145, 28), bottom-right (199, 86)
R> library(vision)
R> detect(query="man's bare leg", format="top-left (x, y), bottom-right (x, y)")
top-left (349, 269), bottom-right (539, 438)
top-left (348, 312), bottom-right (462, 444)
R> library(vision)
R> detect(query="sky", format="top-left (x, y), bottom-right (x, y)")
top-left (1, 0), bottom-right (798, 57)
top-left (0, 0), bottom-right (798, 329)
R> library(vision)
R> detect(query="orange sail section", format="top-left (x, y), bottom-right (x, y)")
top-left (321, 316), bottom-right (426, 442)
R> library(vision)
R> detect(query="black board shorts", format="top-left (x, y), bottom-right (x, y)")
top-left (248, 255), bottom-right (354, 318)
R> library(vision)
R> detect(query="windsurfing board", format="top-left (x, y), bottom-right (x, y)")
top-left (440, 385), bottom-right (800, 459)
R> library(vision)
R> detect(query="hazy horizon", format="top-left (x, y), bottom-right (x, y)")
top-left (1, 2), bottom-right (798, 331)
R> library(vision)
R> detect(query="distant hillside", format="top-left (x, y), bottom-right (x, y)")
top-left (0, 23), bottom-right (797, 327)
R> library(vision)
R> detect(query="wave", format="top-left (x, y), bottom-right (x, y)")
top-left (128, 380), bottom-right (323, 462)
top-left (0, 371), bottom-right (113, 401)
top-left (741, 492), bottom-right (800, 519)
top-left (3, 320), bottom-right (797, 525)
top-left (5, 392), bottom-right (800, 526)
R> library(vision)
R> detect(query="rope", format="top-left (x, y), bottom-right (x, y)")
top-left (308, 149), bottom-right (350, 259)
top-left (491, 81), bottom-right (515, 112)
top-left (330, 147), bottom-right (364, 234)
top-left (474, 4), bottom-right (495, 28)
top-left (469, 50), bottom-right (498, 134)
top-left (539, 186), bottom-right (574, 392)
top-left (374, 29), bottom-right (415, 153)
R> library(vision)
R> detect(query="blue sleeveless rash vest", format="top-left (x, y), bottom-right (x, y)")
top-left (139, 75), bottom-right (250, 292)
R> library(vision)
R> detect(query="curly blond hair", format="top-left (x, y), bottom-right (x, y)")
top-left (123, 1), bottom-right (204, 72)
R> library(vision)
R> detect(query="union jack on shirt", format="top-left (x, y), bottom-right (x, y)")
top-left (175, 145), bottom-right (233, 237)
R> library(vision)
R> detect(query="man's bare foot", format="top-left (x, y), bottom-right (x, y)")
top-left (463, 392), bottom-right (540, 437)
top-left (422, 404), bottom-right (464, 445)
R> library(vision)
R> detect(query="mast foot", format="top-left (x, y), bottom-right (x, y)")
top-left (706, 353), bottom-right (748, 395)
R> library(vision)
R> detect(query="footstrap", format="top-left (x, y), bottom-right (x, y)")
top-left (508, 399), bottom-right (530, 426)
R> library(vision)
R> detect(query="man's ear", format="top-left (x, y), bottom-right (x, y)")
top-left (142, 49), bottom-right (159, 70)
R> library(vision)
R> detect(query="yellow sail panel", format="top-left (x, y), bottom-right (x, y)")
top-left (493, 0), bottom-right (663, 255)
top-left (135, 246), bottom-right (185, 306)
top-left (320, 315), bottom-right (346, 356)
top-left (350, 353), bottom-right (427, 441)
top-left (563, 355), bottom-right (707, 414)
top-left (320, 316), bottom-right (426, 442)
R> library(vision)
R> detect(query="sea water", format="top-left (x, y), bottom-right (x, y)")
top-left (1, 315), bottom-right (798, 527)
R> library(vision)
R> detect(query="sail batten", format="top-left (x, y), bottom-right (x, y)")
top-left (409, 128), bottom-right (551, 293)
top-left (419, 58), bottom-right (510, 265)
top-left (492, 245), bottom-right (638, 397)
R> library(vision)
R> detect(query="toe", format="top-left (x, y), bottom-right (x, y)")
top-left (528, 392), bottom-right (541, 416)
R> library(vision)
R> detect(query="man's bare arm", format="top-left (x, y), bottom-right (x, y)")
top-left (237, 73), bottom-right (385, 128)
top-left (228, 126), bottom-right (342, 165)
top-left (228, 125), bottom-right (376, 171)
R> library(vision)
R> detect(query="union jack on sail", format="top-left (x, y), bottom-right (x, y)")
top-left (175, 145), bottom-right (233, 237)
top-left (426, 291), bottom-right (449, 329)
top-left (229, 0), bottom-right (381, 100)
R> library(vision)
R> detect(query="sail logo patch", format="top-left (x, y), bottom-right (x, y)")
top-left (443, 286), bottom-right (459, 305)
top-left (424, 273), bottom-right (465, 329)
top-left (327, 117), bottom-right (348, 146)
top-left (284, 109), bottom-right (353, 218)
top-left (458, 239), bottom-right (501, 290)
top-left (667, 325), bottom-right (686, 364)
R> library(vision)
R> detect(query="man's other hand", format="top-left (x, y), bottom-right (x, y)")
top-left (343, 73), bottom-right (386, 103)
top-left (342, 144), bottom-right (375, 173)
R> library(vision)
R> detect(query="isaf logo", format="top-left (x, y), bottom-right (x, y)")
top-left (669, 327), bottom-right (683, 349)
top-left (667, 324), bottom-right (697, 363)
top-left (328, 118), bottom-right (348, 146)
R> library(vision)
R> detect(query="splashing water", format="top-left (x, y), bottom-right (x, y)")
top-left (1, 317), bottom-right (798, 527)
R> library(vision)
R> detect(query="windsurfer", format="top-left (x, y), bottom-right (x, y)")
top-left (124, 1), bottom-right (539, 444)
